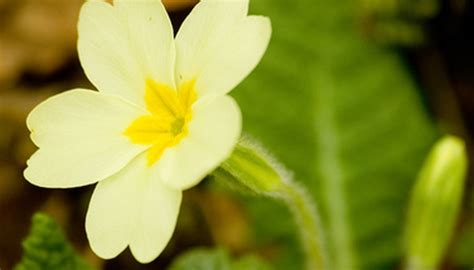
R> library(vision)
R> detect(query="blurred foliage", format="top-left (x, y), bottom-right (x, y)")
top-left (14, 213), bottom-right (94, 270)
top-left (232, 0), bottom-right (438, 269)
top-left (168, 248), bottom-right (272, 270)
top-left (358, 0), bottom-right (439, 46)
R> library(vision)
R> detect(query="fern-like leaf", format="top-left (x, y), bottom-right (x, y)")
top-left (14, 213), bottom-right (94, 270)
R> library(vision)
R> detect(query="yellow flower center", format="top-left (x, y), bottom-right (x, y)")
top-left (124, 79), bottom-right (197, 166)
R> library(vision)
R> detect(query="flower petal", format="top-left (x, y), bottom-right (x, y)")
top-left (129, 163), bottom-right (182, 263)
top-left (24, 89), bottom-right (147, 188)
top-left (78, 0), bottom-right (175, 107)
top-left (85, 167), bottom-right (134, 260)
top-left (114, 0), bottom-right (176, 87)
top-left (86, 153), bottom-right (182, 263)
top-left (157, 95), bottom-right (242, 190)
top-left (175, 0), bottom-right (271, 97)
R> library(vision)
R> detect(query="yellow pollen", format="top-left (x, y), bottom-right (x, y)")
top-left (124, 79), bottom-right (197, 166)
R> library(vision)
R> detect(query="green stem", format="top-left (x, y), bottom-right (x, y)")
top-left (214, 138), bottom-right (327, 269)
top-left (280, 181), bottom-right (327, 270)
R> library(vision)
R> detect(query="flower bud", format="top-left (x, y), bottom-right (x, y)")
top-left (212, 137), bottom-right (289, 196)
top-left (404, 135), bottom-right (468, 270)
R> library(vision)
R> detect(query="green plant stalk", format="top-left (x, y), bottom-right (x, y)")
top-left (281, 181), bottom-right (326, 270)
top-left (214, 138), bottom-right (327, 270)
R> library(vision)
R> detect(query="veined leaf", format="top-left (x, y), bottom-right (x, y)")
top-left (232, 0), bottom-right (438, 269)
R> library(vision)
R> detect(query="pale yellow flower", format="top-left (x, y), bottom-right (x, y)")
top-left (24, 0), bottom-right (271, 263)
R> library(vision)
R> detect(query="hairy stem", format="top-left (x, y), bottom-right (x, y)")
top-left (281, 181), bottom-right (327, 270)
top-left (215, 138), bottom-right (328, 269)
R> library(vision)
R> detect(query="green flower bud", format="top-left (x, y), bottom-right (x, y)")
top-left (404, 135), bottom-right (468, 270)
top-left (212, 136), bottom-right (289, 196)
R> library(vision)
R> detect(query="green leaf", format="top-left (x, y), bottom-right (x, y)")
top-left (168, 248), bottom-right (272, 270)
top-left (14, 213), bottom-right (94, 270)
top-left (231, 0), bottom-right (438, 269)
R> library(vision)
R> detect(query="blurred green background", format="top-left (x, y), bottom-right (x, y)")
top-left (1, 0), bottom-right (474, 269)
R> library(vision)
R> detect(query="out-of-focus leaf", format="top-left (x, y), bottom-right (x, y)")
top-left (168, 248), bottom-right (230, 270)
top-left (14, 213), bottom-right (94, 270)
top-left (167, 248), bottom-right (272, 270)
top-left (231, 0), bottom-right (438, 269)
top-left (232, 255), bottom-right (273, 270)
top-left (358, 0), bottom-right (439, 46)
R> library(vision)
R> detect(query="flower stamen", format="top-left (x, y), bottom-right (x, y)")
top-left (124, 79), bottom-right (197, 166)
